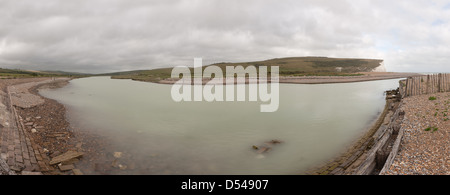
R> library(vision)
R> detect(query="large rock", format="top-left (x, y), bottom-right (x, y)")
top-left (49, 151), bottom-right (84, 165)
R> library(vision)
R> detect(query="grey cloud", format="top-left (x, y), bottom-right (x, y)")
top-left (0, 0), bottom-right (449, 73)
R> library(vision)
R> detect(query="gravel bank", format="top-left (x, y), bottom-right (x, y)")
top-left (384, 92), bottom-right (450, 175)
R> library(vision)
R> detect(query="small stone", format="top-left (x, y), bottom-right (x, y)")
top-left (113, 152), bottom-right (122, 158)
top-left (10, 166), bottom-right (22, 172)
top-left (59, 164), bottom-right (75, 171)
top-left (118, 164), bottom-right (127, 170)
top-left (21, 171), bottom-right (42, 175)
top-left (31, 129), bottom-right (37, 133)
top-left (0, 153), bottom-right (6, 160)
top-left (50, 151), bottom-right (61, 158)
top-left (61, 158), bottom-right (79, 165)
top-left (111, 159), bottom-right (119, 167)
top-left (255, 154), bottom-right (265, 159)
top-left (72, 169), bottom-right (84, 175)
top-left (76, 143), bottom-right (83, 149)
top-left (257, 147), bottom-right (271, 154)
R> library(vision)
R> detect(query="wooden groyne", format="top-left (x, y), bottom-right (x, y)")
top-left (400, 73), bottom-right (450, 97)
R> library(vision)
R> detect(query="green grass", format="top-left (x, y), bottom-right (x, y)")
top-left (107, 57), bottom-right (383, 82)
top-left (425, 126), bottom-right (439, 132)
top-left (429, 96), bottom-right (437, 101)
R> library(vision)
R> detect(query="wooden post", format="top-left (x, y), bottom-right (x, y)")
top-left (419, 76), bottom-right (422, 95)
top-left (433, 74), bottom-right (436, 93)
top-left (408, 77), bottom-right (412, 97)
top-left (445, 74), bottom-right (450, 92)
top-left (406, 78), bottom-right (409, 97)
top-left (415, 77), bottom-right (418, 96)
top-left (417, 77), bottom-right (420, 95)
top-left (439, 73), bottom-right (442, 92)
top-left (445, 73), bottom-right (448, 92)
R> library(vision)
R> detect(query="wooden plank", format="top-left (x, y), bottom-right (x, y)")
top-left (379, 119), bottom-right (406, 175)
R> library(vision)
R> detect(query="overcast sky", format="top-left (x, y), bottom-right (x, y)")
top-left (0, 0), bottom-right (449, 73)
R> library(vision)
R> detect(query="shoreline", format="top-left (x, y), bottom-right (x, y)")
top-left (306, 89), bottom-right (402, 175)
top-left (118, 72), bottom-right (421, 85)
top-left (0, 77), bottom-right (96, 175)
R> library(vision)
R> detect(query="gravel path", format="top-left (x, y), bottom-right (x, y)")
top-left (385, 92), bottom-right (450, 175)
top-left (9, 78), bottom-right (69, 108)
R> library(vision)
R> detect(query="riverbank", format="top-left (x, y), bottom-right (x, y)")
top-left (0, 78), bottom-right (94, 175)
top-left (153, 72), bottom-right (420, 85)
top-left (306, 89), bottom-right (402, 175)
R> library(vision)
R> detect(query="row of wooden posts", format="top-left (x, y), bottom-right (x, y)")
top-left (400, 73), bottom-right (450, 97)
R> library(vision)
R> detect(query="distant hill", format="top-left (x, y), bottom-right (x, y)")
top-left (108, 57), bottom-right (384, 83)
top-left (0, 68), bottom-right (90, 78)
top-left (39, 70), bottom-right (92, 76)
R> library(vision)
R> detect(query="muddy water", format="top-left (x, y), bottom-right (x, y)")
top-left (39, 77), bottom-right (400, 174)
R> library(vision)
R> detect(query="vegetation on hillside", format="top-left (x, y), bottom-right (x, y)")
top-left (108, 57), bottom-right (383, 82)
top-left (0, 68), bottom-right (90, 79)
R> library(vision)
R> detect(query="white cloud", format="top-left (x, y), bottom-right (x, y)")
top-left (0, 0), bottom-right (449, 73)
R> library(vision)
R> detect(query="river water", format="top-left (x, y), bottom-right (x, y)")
top-left (39, 77), bottom-right (400, 174)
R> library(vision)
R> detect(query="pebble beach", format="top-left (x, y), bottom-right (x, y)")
top-left (385, 92), bottom-right (450, 175)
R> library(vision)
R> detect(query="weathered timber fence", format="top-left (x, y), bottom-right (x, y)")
top-left (400, 73), bottom-right (450, 98)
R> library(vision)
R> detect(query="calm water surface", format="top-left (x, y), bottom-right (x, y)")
top-left (40, 77), bottom-right (400, 174)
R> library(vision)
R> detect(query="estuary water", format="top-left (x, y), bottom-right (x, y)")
top-left (39, 77), bottom-right (400, 174)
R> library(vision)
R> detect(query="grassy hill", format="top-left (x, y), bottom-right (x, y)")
top-left (109, 57), bottom-right (384, 83)
top-left (0, 68), bottom-right (90, 78)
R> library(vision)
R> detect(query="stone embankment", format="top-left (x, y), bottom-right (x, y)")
top-left (0, 78), bottom-right (85, 175)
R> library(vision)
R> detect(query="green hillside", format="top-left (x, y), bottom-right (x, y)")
top-left (109, 57), bottom-right (383, 82)
top-left (0, 68), bottom-right (89, 78)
